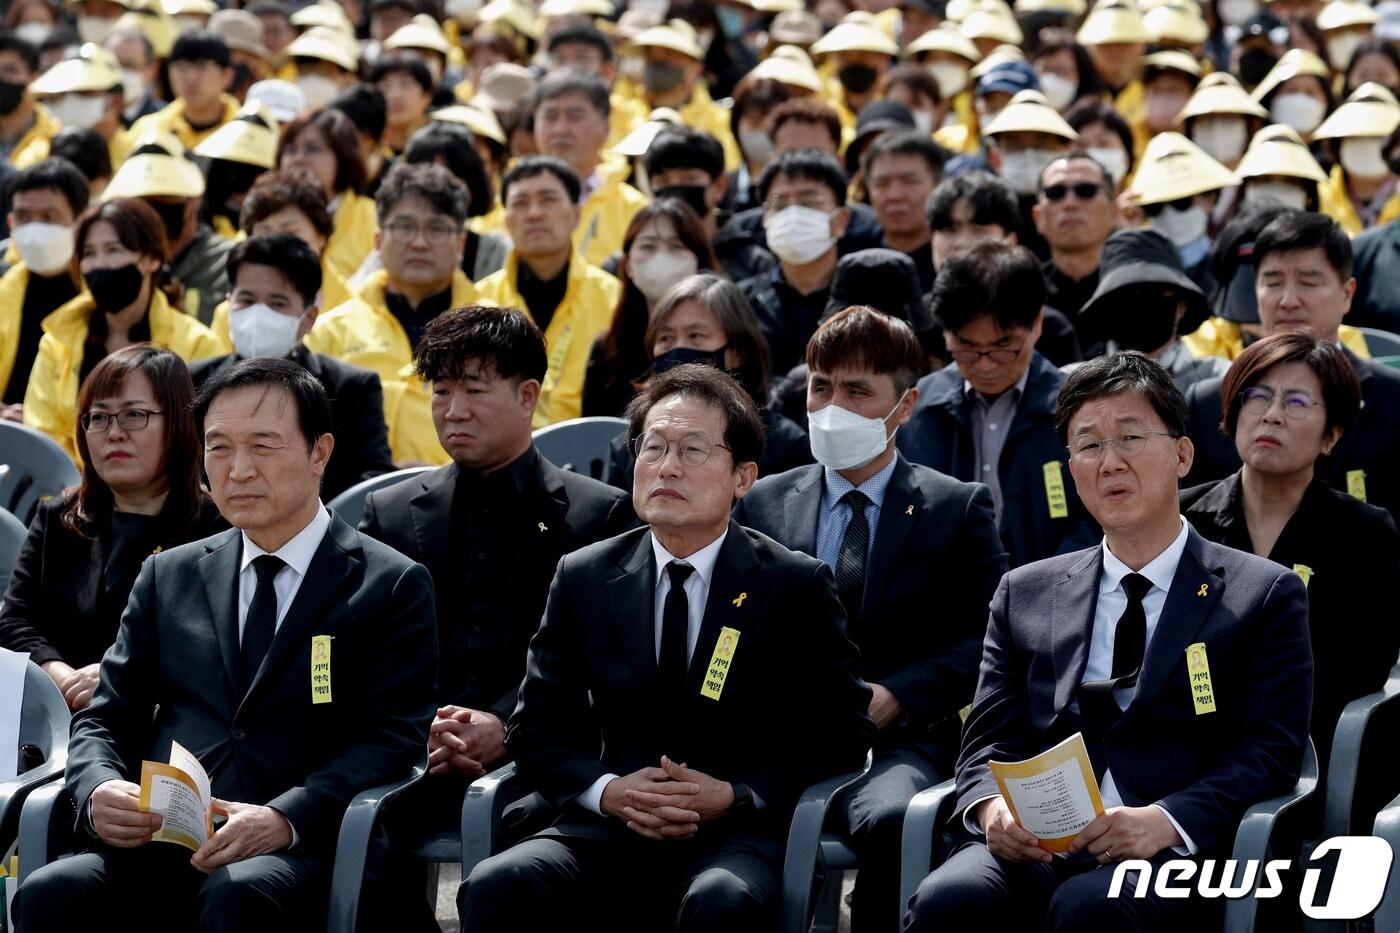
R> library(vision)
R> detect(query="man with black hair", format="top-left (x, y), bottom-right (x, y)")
top-left (864, 129), bottom-right (947, 293)
top-left (48, 127), bottom-right (112, 201)
top-left (1033, 152), bottom-right (1118, 339)
top-left (0, 158), bottom-right (88, 420)
top-left (739, 149), bottom-right (852, 375)
top-left (12, 357), bottom-right (439, 933)
top-left (370, 54), bottom-right (434, 155)
top-left (190, 234), bottom-right (395, 500)
top-left (0, 32), bottom-right (59, 168)
top-left (643, 126), bottom-right (730, 238)
top-left (899, 240), bottom-right (1098, 566)
top-left (250, 1), bottom-right (295, 58)
top-left (475, 156), bottom-right (621, 427)
top-left (328, 83), bottom-right (390, 194)
top-left (369, 0), bottom-right (419, 45)
top-left (124, 30), bottom-right (239, 153)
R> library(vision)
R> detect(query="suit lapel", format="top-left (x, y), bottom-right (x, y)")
top-left (1052, 548), bottom-right (1104, 715)
top-left (409, 466), bottom-right (456, 580)
top-left (862, 455), bottom-right (916, 616)
top-left (782, 466), bottom-right (823, 556)
top-left (606, 531), bottom-right (659, 695)
top-left (197, 530), bottom-right (246, 703)
top-left (1129, 530), bottom-right (1222, 710)
top-left (689, 522), bottom-right (760, 693)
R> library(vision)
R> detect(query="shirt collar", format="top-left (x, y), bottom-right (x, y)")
top-left (651, 527), bottom-right (729, 591)
top-left (1099, 515), bottom-right (1190, 596)
top-left (963, 364), bottom-right (1031, 404)
top-left (821, 454), bottom-right (898, 513)
top-left (240, 503), bottom-right (331, 578)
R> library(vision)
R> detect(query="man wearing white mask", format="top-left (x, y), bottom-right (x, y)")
top-left (104, 29), bottom-right (165, 126)
top-left (189, 234), bottom-right (395, 500)
top-left (0, 158), bottom-right (87, 422)
top-left (30, 50), bottom-right (127, 163)
top-left (740, 149), bottom-right (851, 374)
top-left (734, 304), bottom-right (1008, 933)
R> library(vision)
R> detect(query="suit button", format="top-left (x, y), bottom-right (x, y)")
top-left (231, 729), bottom-right (246, 740)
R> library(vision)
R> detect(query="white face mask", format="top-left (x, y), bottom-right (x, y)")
top-left (1038, 72), bottom-right (1077, 112)
top-left (912, 110), bottom-right (934, 135)
top-left (1218, 0), bottom-right (1259, 26)
top-left (739, 128), bottom-right (773, 165)
top-left (1243, 179), bottom-right (1309, 210)
top-left (1327, 32), bottom-right (1365, 71)
top-left (229, 303), bottom-right (305, 359)
top-left (445, 0), bottom-right (481, 24)
top-left (630, 0), bottom-right (669, 16)
top-left (13, 222), bottom-right (74, 276)
top-left (297, 74), bottom-right (339, 110)
top-left (121, 69), bottom-right (148, 107)
top-left (1270, 93), bottom-right (1328, 135)
top-left (1087, 146), bottom-right (1128, 185)
top-left (48, 93), bottom-right (108, 130)
top-left (765, 205), bottom-right (838, 265)
top-left (1340, 137), bottom-right (1391, 178)
top-left (76, 15), bottom-right (115, 43)
top-left (620, 56), bottom-right (645, 81)
top-left (14, 22), bottom-right (52, 46)
top-left (928, 61), bottom-right (968, 100)
top-left (1191, 117), bottom-right (1248, 165)
top-left (630, 250), bottom-right (699, 303)
top-left (175, 15), bottom-right (204, 32)
top-left (1150, 203), bottom-right (1209, 248)
top-left (807, 392), bottom-right (906, 471)
top-left (998, 149), bottom-right (1057, 196)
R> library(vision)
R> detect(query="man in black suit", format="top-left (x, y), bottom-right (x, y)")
top-left (732, 306), bottom-right (1007, 933)
top-left (1183, 211), bottom-right (1400, 526)
top-left (457, 364), bottom-right (874, 931)
top-left (906, 352), bottom-right (1312, 932)
top-left (189, 234), bottom-right (395, 501)
top-left (13, 359), bottom-right (438, 932)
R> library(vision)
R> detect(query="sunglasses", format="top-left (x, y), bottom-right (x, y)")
top-left (1142, 197), bottom-right (1194, 217)
top-left (1041, 182), bottom-right (1103, 202)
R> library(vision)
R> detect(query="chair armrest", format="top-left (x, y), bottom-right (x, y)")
top-left (898, 779), bottom-right (959, 916)
top-left (461, 762), bottom-right (530, 875)
top-left (1370, 790), bottom-right (1400, 933)
top-left (1322, 686), bottom-right (1400, 838)
top-left (779, 752), bottom-right (873, 933)
top-left (0, 751), bottom-right (67, 846)
top-left (325, 765), bottom-right (427, 933)
top-left (1221, 739), bottom-right (1319, 933)
top-left (16, 780), bottom-right (74, 885)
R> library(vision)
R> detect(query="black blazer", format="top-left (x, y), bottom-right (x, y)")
top-left (65, 515), bottom-right (439, 855)
top-left (190, 347), bottom-right (396, 500)
top-left (1183, 351), bottom-right (1400, 527)
top-left (1182, 473), bottom-right (1400, 761)
top-left (954, 528), bottom-right (1312, 856)
top-left (0, 493), bottom-right (227, 668)
top-left (507, 521), bottom-right (875, 835)
top-left (358, 447), bottom-right (636, 718)
top-left (731, 455), bottom-right (1008, 769)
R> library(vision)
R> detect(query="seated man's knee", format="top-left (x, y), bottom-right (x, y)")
top-left (678, 866), bottom-right (769, 926)
top-left (14, 860), bottom-right (96, 927)
top-left (905, 853), bottom-right (998, 931)
top-left (196, 868), bottom-right (284, 930)
top-left (1047, 871), bottom-right (1132, 932)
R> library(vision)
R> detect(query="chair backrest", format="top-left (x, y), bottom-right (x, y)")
top-left (0, 422), bottom-right (80, 526)
top-left (1376, 354), bottom-right (1400, 371)
top-left (0, 507), bottom-right (26, 599)
top-left (326, 467), bottom-right (435, 528)
top-left (532, 417), bottom-right (628, 481)
top-left (1360, 327), bottom-right (1400, 358)
top-left (17, 660), bottom-right (70, 764)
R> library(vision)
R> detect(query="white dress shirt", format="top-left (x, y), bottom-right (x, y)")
top-left (576, 528), bottom-right (729, 815)
top-left (236, 504), bottom-right (332, 643)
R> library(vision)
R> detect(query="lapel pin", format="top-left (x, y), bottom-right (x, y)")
top-left (152, 545), bottom-right (163, 554)
top-left (905, 505), bottom-right (914, 516)
top-left (732, 592), bottom-right (748, 607)
top-left (1197, 583), bottom-right (1209, 597)
top-left (538, 522), bottom-right (548, 532)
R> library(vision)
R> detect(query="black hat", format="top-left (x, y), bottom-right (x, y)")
top-left (847, 100), bottom-right (916, 173)
top-left (822, 248), bottom-right (925, 326)
top-left (1079, 228), bottom-right (1209, 335)
top-left (1208, 202), bottom-right (1291, 324)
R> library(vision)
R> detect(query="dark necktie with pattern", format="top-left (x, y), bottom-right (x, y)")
top-left (834, 490), bottom-right (870, 620)
top-left (1080, 572), bottom-right (1153, 728)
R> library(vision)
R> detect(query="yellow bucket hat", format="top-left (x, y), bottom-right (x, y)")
top-left (383, 14), bottom-right (451, 55)
top-left (1250, 49), bottom-right (1331, 102)
top-left (1144, 2), bottom-right (1209, 44)
top-left (429, 104), bottom-right (508, 145)
top-left (809, 20), bottom-right (901, 56)
top-left (1235, 123), bottom-right (1328, 181)
top-left (1178, 72), bottom-right (1270, 121)
top-left (105, 131), bottom-right (207, 199)
top-left (193, 105), bottom-right (279, 168)
top-left (1312, 81), bottom-right (1400, 139)
top-left (286, 25), bottom-right (358, 71)
top-left (31, 46), bottom-right (124, 95)
top-left (1076, 0), bottom-right (1152, 45)
top-left (982, 89), bottom-right (1080, 138)
top-left (904, 22), bottom-right (982, 61)
top-left (1129, 130), bottom-right (1242, 204)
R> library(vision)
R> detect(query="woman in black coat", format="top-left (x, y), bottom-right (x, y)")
top-left (1181, 332), bottom-right (1400, 763)
top-left (0, 345), bottom-right (225, 709)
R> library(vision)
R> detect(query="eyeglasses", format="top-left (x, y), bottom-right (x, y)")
top-left (764, 194), bottom-right (833, 213)
top-left (1142, 197), bottom-right (1194, 218)
top-left (80, 408), bottom-right (163, 434)
top-left (632, 431), bottom-right (731, 466)
top-left (948, 337), bottom-right (1030, 366)
top-left (1068, 431), bottom-right (1177, 463)
top-left (384, 218), bottom-right (460, 245)
top-left (1240, 386), bottom-right (1322, 419)
top-left (1041, 182), bottom-right (1104, 202)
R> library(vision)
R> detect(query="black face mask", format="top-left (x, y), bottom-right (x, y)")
top-left (85, 263), bottom-right (147, 314)
top-left (229, 62), bottom-right (254, 94)
top-left (149, 199), bottom-right (188, 243)
top-left (838, 64), bottom-right (879, 94)
top-left (653, 345), bottom-right (728, 374)
top-left (1110, 291), bottom-right (1180, 353)
top-left (1238, 49), bottom-right (1279, 88)
top-left (655, 184), bottom-right (710, 218)
top-left (0, 79), bottom-right (25, 116)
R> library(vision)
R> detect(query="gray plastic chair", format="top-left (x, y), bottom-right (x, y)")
top-left (779, 752), bottom-right (873, 933)
top-left (16, 779), bottom-right (73, 884)
top-left (898, 778), bottom-right (958, 915)
top-left (532, 417), bottom-right (628, 481)
top-left (1359, 326), bottom-right (1400, 358)
top-left (0, 422), bottom-right (80, 525)
top-left (1370, 790), bottom-right (1400, 931)
top-left (325, 466), bottom-right (434, 529)
top-left (1, 661), bottom-right (70, 857)
top-left (0, 506), bottom-right (27, 598)
top-left (1319, 682), bottom-right (1400, 841)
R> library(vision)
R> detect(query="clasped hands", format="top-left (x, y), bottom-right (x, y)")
top-left (976, 796), bottom-right (1183, 865)
top-left (601, 755), bottom-right (736, 841)
top-left (428, 705), bottom-right (507, 777)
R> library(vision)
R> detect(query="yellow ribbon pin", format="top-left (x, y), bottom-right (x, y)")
top-left (1197, 584), bottom-right (1209, 597)
top-left (732, 592), bottom-right (747, 607)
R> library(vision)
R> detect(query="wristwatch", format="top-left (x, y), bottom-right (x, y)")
top-left (730, 781), bottom-right (755, 814)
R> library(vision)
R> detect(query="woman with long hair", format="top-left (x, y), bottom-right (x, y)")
top-left (276, 107), bottom-right (377, 283)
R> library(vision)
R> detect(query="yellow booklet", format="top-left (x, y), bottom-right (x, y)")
top-left (989, 732), bottom-right (1105, 854)
top-left (138, 741), bottom-right (213, 853)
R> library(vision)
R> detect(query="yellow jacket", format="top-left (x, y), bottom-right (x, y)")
top-left (306, 268), bottom-right (477, 464)
top-left (0, 262), bottom-right (50, 393)
top-left (22, 289), bottom-right (228, 464)
top-left (607, 91), bottom-right (649, 150)
top-left (474, 250), bottom-right (621, 428)
top-left (8, 103), bottom-right (62, 169)
top-left (323, 189), bottom-right (380, 285)
top-left (118, 94), bottom-right (242, 160)
top-left (207, 261), bottom-right (352, 344)
top-left (468, 201), bottom-right (506, 238)
top-left (674, 84), bottom-right (742, 171)
top-left (576, 175), bottom-right (649, 267)
top-left (1318, 164), bottom-right (1400, 237)
top-left (1182, 315), bottom-right (1373, 361)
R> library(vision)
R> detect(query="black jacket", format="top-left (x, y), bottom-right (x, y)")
top-left (1349, 219), bottom-right (1400, 333)
top-left (0, 493), bottom-right (227, 668)
top-left (191, 347), bottom-right (395, 500)
top-left (358, 447), bottom-right (636, 718)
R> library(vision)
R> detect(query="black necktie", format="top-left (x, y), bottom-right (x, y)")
top-left (834, 490), bottom-right (870, 619)
top-left (658, 562), bottom-right (694, 705)
top-left (240, 554), bottom-right (285, 691)
top-left (1080, 572), bottom-right (1153, 726)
